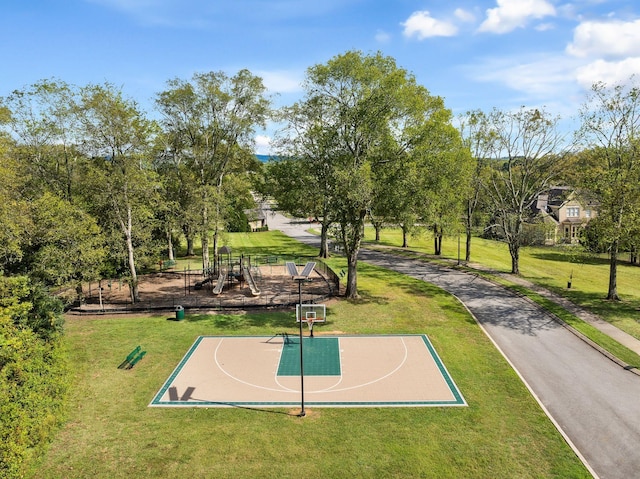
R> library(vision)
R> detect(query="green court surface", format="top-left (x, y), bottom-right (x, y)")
top-left (277, 337), bottom-right (341, 376)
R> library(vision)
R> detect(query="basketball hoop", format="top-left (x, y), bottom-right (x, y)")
top-left (296, 304), bottom-right (325, 338)
top-left (306, 311), bottom-right (316, 337)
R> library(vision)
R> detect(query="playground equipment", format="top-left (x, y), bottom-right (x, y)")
top-left (242, 266), bottom-right (261, 296)
top-left (212, 272), bottom-right (227, 295)
top-left (209, 246), bottom-right (261, 297)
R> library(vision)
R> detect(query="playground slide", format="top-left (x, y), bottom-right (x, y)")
top-left (212, 272), bottom-right (226, 295)
top-left (242, 266), bottom-right (261, 296)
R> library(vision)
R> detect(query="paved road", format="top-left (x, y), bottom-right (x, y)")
top-left (266, 208), bottom-right (640, 479)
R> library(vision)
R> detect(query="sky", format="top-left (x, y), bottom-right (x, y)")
top-left (2, 0), bottom-right (640, 153)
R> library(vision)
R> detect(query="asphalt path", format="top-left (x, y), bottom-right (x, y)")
top-left (266, 207), bottom-right (640, 479)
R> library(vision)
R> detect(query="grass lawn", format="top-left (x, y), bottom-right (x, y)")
top-left (31, 232), bottom-right (589, 478)
top-left (362, 228), bottom-right (640, 342)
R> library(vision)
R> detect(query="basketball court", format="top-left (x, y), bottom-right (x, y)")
top-left (149, 332), bottom-right (466, 408)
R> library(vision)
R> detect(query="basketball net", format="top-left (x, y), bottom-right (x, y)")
top-left (306, 317), bottom-right (315, 337)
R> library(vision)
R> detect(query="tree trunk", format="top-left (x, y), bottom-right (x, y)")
top-left (345, 248), bottom-right (359, 299)
top-left (433, 224), bottom-right (442, 255)
top-left (319, 221), bottom-right (330, 258)
top-left (342, 214), bottom-right (365, 299)
top-left (201, 235), bottom-right (210, 270)
top-left (186, 236), bottom-right (195, 256)
top-left (607, 241), bottom-right (620, 300)
top-left (465, 229), bottom-right (472, 262)
top-left (124, 208), bottom-right (139, 303)
top-left (212, 225), bottom-right (219, 269)
top-left (201, 202), bottom-right (210, 268)
top-left (166, 228), bottom-right (174, 261)
top-left (509, 242), bottom-right (520, 275)
top-left (402, 225), bottom-right (409, 248)
top-left (375, 224), bottom-right (381, 242)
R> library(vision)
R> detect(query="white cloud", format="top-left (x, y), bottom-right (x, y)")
top-left (375, 29), bottom-right (392, 43)
top-left (254, 135), bottom-right (272, 155)
top-left (473, 54), bottom-right (580, 97)
top-left (454, 8), bottom-right (475, 23)
top-left (566, 19), bottom-right (640, 59)
top-left (402, 10), bottom-right (458, 39)
top-left (257, 70), bottom-right (303, 94)
top-left (478, 0), bottom-right (556, 34)
top-left (575, 58), bottom-right (640, 89)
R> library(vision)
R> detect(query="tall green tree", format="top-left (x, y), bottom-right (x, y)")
top-left (289, 51), bottom-right (459, 298)
top-left (77, 83), bottom-right (158, 302)
top-left (371, 104), bottom-right (471, 254)
top-left (2, 80), bottom-right (83, 201)
top-left (156, 70), bottom-right (271, 268)
top-left (0, 117), bottom-right (29, 271)
top-left (482, 107), bottom-right (570, 274)
top-left (459, 110), bottom-right (494, 262)
top-left (578, 79), bottom-right (640, 300)
top-left (271, 97), bottom-right (338, 258)
top-left (25, 192), bottom-right (106, 298)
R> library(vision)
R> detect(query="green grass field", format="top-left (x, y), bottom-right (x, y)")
top-left (362, 228), bottom-right (640, 342)
top-left (30, 231), bottom-right (590, 478)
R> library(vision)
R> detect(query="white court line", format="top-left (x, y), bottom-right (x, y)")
top-left (213, 338), bottom-right (297, 393)
top-left (209, 336), bottom-right (411, 396)
top-left (313, 337), bottom-right (408, 394)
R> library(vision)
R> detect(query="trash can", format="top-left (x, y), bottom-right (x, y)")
top-left (175, 305), bottom-right (185, 320)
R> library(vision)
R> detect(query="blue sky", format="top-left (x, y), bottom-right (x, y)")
top-left (2, 0), bottom-right (639, 153)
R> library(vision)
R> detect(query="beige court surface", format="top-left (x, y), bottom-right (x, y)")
top-left (150, 334), bottom-right (466, 408)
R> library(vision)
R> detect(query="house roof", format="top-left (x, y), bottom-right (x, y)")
top-left (532, 186), bottom-right (598, 221)
top-left (244, 208), bottom-right (266, 221)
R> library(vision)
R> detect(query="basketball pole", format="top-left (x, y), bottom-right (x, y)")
top-left (295, 277), bottom-right (306, 417)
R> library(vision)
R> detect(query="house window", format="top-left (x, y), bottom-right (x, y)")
top-left (585, 209), bottom-right (591, 218)
top-left (566, 207), bottom-right (579, 218)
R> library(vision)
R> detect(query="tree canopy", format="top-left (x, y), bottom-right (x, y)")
top-left (269, 50), bottom-right (467, 298)
top-left (577, 80), bottom-right (640, 300)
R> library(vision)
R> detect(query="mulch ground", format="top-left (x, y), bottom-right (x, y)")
top-left (71, 265), bottom-right (334, 315)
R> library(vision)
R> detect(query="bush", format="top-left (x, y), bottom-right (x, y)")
top-left (0, 277), bottom-right (70, 479)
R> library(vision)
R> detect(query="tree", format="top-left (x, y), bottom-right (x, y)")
top-left (482, 107), bottom-right (570, 274)
top-left (156, 70), bottom-right (271, 268)
top-left (0, 117), bottom-right (30, 271)
top-left (2, 79), bottom-right (83, 202)
top-left (577, 79), bottom-right (640, 300)
top-left (459, 110), bottom-right (494, 261)
top-left (369, 105), bottom-right (471, 254)
top-left (289, 51), bottom-right (459, 298)
top-left (270, 97), bottom-right (339, 258)
top-left (77, 83), bottom-right (159, 302)
top-left (25, 192), bottom-right (107, 298)
top-left (415, 128), bottom-right (471, 256)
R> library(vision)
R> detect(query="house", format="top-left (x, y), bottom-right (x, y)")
top-left (533, 186), bottom-right (598, 244)
top-left (244, 208), bottom-right (267, 231)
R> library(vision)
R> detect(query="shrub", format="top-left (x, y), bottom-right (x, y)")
top-left (0, 277), bottom-right (70, 478)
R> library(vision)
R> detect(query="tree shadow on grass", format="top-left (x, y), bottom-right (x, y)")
top-left (185, 311), bottom-right (296, 330)
top-left (564, 289), bottom-right (640, 319)
top-left (529, 251), bottom-right (609, 266)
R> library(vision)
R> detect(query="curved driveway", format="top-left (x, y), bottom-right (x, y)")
top-left (266, 208), bottom-right (640, 479)
top-left (359, 249), bottom-right (640, 479)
